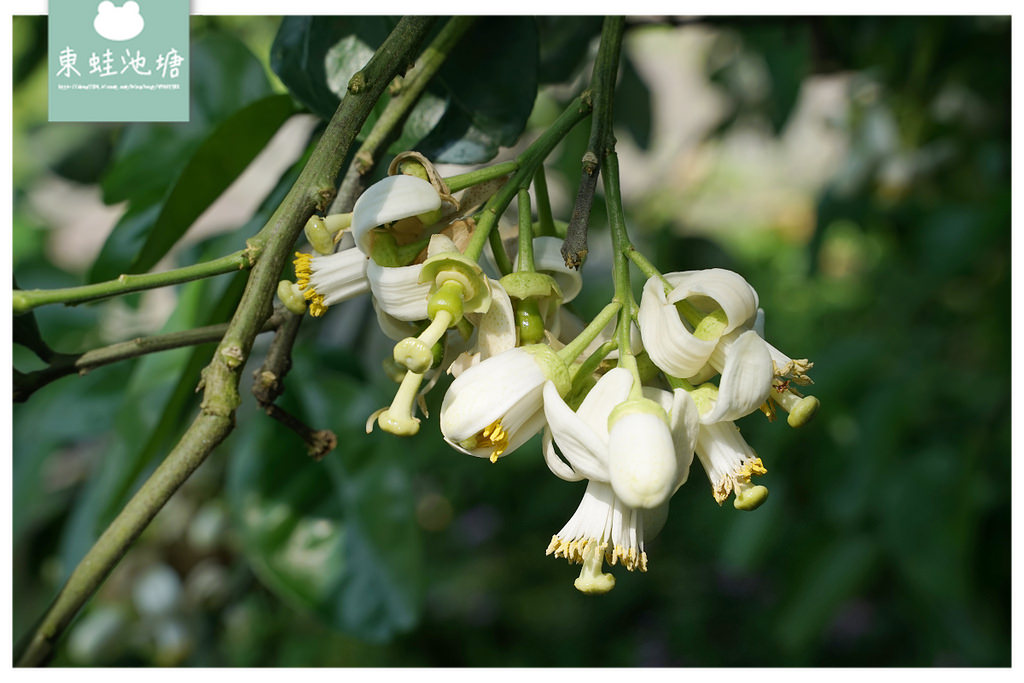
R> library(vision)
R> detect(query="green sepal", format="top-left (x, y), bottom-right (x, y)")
top-left (420, 249), bottom-right (491, 315)
top-left (499, 271), bottom-right (562, 301)
top-left (608, 397), bottom-right (669, 431)
top-left (521, 344), bottom-right (571, 397)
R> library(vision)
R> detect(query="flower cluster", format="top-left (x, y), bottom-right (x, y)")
top-left (281, 152), bottom-right (819, 594)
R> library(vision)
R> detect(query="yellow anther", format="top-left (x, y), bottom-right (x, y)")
top-left (469, 419), bottom-right (509, 463)
top-left (293, 252), bottom-right (328, 317)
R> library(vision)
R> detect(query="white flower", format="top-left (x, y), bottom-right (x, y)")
top-left (694, 420), bottom-right (768, 510)
top-left (351, 174), bottom-right (441, 255)
top-left (292, 233), bottom-right (370, 317)
top-left (546, 480), bottom-right (668, 593)
top-left (690, 383), bottom-right (769, 509)
top-left (440, 345), bottom-right (569, 462)
top-left (542, 368), bottom-right (698, 587)
top-left (637, 269), bottom-right (759, 379)
top-left (367, 260), bottom-right (430, 322)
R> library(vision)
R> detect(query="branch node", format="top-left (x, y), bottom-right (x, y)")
top-left (348, 71), bottom-right (367, 94)
top-left (220, 344), bottom-right (245, 368)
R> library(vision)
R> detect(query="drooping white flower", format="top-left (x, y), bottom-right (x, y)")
top-left (542, 368), bottom-right (698, 588)
top-left (351, 174), bottom-right (441, 255)
top-left (546, 480), bottom-right (668, 593)
top-left (637, 269), bottom-right (759, 379)
top-left (292, 232), bottom-right (369, 317)
top-left (440, 345), bottom-right (570, 462)
top-left (690, 383), bottom-right (769, 509)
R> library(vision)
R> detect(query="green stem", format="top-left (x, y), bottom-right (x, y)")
top-left (444, 161), bottom-right (518, 193)
top-left (13, 16), bottom-right (436, 668)
top-left (625, 247), bottom-right (669, 288)
top-left (516, 188), bottom-right (535, 272)
top-left (14, 315), bottom-right (282, 403)
top-left (464, 93), bottom-right (593, 262)
top-left (13, 251), bottom-right (249, 314)
top-left (666, 373), bottom-right (696, 392)
top-left (602, 145), bottom-right (641, 393)
top-left (533, 165), bottom-right (557, 237)
top-left (562, 16), bottom-right (625, 269)
top-left (556, 301), bottom-right (622, 364)
top-left (488, 228), bottom-right (513, 275)
top-left (570, 339), bottom-right (617, 382)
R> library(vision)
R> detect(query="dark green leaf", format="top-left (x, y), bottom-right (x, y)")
top-left (127, 94), bottom-right (297, 274)
top-left (614, 52), bottom-right (652, 150)
top-left (92, 33), bottom-right (274, 282)
top-left (417, 17), bottom-right (539, 163)
top-left (227, 405), bottom-right (422, 641)
top-left (536, 16), bottom-right (602, 85)
top-left (271, 16), bottom-right (396, 121)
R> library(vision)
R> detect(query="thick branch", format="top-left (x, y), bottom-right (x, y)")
top-left (14, 16), bottom-right (435, 668)
top-left (561, 16), bottom-right (625, 270)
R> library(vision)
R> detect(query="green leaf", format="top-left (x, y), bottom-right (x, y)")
top-left (127, 94), bottom-right (298, 274)
top-left (271, 16), bottom-right (396, 121)
top-left (536, 16), bottom-right (602, 85)
top-left (271, 16), bottom-right (539, 165)
top-left (417, 17), bottom-right (539, 163)
top-left (227, 407), bottom-right (422, 642)
top-left (614, 52), bottom-right (653, 150)
top-left (91, 32), bottom-right (274, 282)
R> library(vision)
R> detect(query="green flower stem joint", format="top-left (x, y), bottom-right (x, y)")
top-left (500, 271), bottom-right (562, 347)
top-left (392, 244), bottom-right (492, 376)
top-left (304, 213), bottom-right (353, 255)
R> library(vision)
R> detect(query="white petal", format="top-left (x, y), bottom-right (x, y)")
top-left (574, 367), bottom-right (634, 440)
top-left (373, 302), bottom-right (420, 341)
top-left (664, 269), bottom-right (758, 334)
top-left (440, 347), bottom-right (545, 444)
top-left (426, 232), bottom-right (459, 258)
top-left (695, 420), bottom-right (761, 500)
top-left (542, 427), bottom-right (583, 482)
top-left (351, 175), bottom-right (441, 254)
top-left (701, 330), bottom-right (773, 424)
top-left (470, 279), bottom-right (516, 360)
top-left (607, 412), bottom-right (677, 509)
top-left (520, 236), bottom-right (583, 303)
top-left (669, 389), bottom-right (699, 488)
top-left (542, 381), bottom-right (610, 481)
top-left (367, 261), bottom-right (430, 321)
top-left (638, 276), bottom-right (715, 377)
top-left (310, 247), bottom-right (370, 305)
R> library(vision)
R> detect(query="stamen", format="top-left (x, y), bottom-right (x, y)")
top-left (469, 419), bottom-right (508, 462)
top-left (293, 252), bottom-right (327, 317)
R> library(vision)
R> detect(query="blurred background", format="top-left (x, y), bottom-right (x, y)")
top-left (11, 16), bottom-right (1010, 666)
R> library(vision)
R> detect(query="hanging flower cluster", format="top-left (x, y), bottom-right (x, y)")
top-left (280, 151), bottom-right (820, 594)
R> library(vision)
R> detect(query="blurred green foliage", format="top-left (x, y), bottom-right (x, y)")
top-left (12, 15), bottom-right (1009, 666)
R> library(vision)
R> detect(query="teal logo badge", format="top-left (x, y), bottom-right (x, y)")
top-left (49, 0), bottom-right (189, 122)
